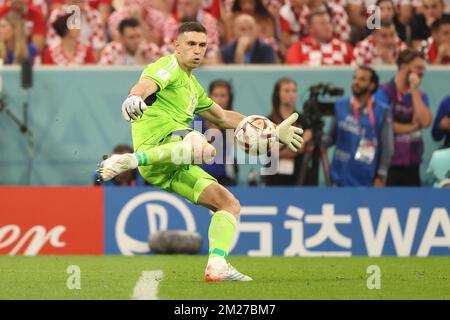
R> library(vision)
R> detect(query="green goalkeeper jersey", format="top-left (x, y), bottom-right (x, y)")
top-left (131, 54), bottom-right (214, 150)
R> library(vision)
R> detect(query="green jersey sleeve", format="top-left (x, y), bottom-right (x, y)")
top-left (194, 77), bottom-right (214, 114)
top-left (139, 55), bottom-right (179, 90)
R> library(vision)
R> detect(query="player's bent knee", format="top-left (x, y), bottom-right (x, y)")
top-left (202, 143), bottom-right (216, 164)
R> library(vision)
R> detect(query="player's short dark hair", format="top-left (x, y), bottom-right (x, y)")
top-left (52, 13), bottom-right (73, 38)
top-left (396, 48), bottom-right (425, 67)
top-left (357, 65), bottom-right (379, 94)
top-left (209, 79), bottom-right (234, 109)
top-left (177, 21), bottom-right (207, 37)
top-left (119, 18), bottom-right (140, 36)
top-left (431, 15), bottom-right (450, 33)
top-left (307, 10), bottom-right (331, 26)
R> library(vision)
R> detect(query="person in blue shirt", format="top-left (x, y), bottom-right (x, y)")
top-left (220, 14), bottom-right (275, 64)
top-left (324, 66), bottom-right (394, 187)
top-left (0, 13), bottom-right (37, 65)
top-left (432, 94), bottom-right (450, 148)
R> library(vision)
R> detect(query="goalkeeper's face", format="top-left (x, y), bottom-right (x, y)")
top-left (175, 31), bottom-right (208, 69)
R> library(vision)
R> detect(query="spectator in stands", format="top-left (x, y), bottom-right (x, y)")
top-left (52, 0), bottom-right (113, 24)
top-left (201, 0), bottom-right (221, 20)
top-left (420, 16), bottom-right (450, 64)
top-left (285, 10), bottom-right (353, 65)
top-left (324, 66), bottom-right (394, 187)
top-left (47, 0), bottom-right (106, 60)
top-left (99, 18), bottom-right (161, 65)
top-left (262, 78), bottom-right (313, 186)
top-left (94, 144), bottom-right (146, 186)
top-left (224, 0), bottom-right (277, 45)
top-left (108, 0), bottom-right (168, 46)
top-left (0, 0), bottom-right (45, 52)
top-left (411, 0), bottom-right (449, 47)
top-left (0, 12), bottom-right (38, 64)
top-left (352, 21), bottom-right (407, 65)
top-left (43, 13), bottom-right (96, 65)
top-left (348, 0), bottom-right (412, 44)
top-left (374, 0), bottom-right (407, 41)
top-left (192, 79), bottom-right (238, 186)
top-left (278, 0), bottom-right (351, 54)
top-left (160, 0), bottom-right (221, 64)
top-left (432, 94), bottom-right (450, 148)
top-left (220, 13), bottom-right (276, 63)
top-left (376, 49), bottom-right (433, 186)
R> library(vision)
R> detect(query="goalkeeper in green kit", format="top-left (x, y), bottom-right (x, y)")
top-left (98, 22), bottom-right (303, 281)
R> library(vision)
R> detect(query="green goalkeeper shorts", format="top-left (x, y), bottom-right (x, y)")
top-left (136, 130), bottom-right (217, 204)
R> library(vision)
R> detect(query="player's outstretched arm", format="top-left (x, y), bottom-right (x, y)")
top-left (198, 103), bottom-right (245, 129)
top-left (198, 103), bottom-right (304, 152)
top-left (121, 78), bottom-right (159, 121)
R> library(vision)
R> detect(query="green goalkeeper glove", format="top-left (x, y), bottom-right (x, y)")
top-left (275, 113), bottom-right (304, 152)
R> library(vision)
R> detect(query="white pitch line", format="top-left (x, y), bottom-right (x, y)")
top-left (131, 270), bottom-right (163, 300)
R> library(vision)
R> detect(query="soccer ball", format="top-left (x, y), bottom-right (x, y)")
top-left (234, 115), bottom-right (277, 155)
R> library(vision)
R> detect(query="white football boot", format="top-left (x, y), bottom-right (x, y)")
top-left (96, 153), bottom-right (138, 182)
top-left (204, 258), bottom-right (253, 282)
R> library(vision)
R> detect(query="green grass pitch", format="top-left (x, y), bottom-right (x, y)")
top-left (0, 256), bottom-right (449, 300)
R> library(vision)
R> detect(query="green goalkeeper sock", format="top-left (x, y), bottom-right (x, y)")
top-left (208, 210), bottom-right (237, 258)
top-left (134, 141), bottom-right (192, 166)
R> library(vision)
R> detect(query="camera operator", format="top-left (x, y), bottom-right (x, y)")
top-left (262, 78), bottom-right (313, 186)
top-left (323, 66), bottom-right (394, 187)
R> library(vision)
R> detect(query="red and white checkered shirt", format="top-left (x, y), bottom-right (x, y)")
top-left (279, 2), bottom-right (351, 43)
top-left (160, 9), bottom-right (220, 56)
top-left (286, 35), bottom-right (353, 65)
top-left (46, 5), bottom-right (107, 50)
top-left (108, 1), bottom-right (167, 42)
top-left (42, 41), bottom-right (97, 65)
top-left (99, 41), bottom-right (162, 65)
top-left (352, 34), bottom-right (406, 65)
top-left (420, 37), bottom-right (450, 64)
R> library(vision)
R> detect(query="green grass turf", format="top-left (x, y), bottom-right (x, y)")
top-left (0, 256), bottom-right (449, 300)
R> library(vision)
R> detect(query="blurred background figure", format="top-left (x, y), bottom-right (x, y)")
top-left (223, 0), bottom-right (277, 48)
top-left (411, 0), bottom-right (449, 47)
top-left (43, 13), bottom-right (96, 65)
top-left (0, 12), bottom-right (38, 64)
top-left (108, 0), bottom-right (169, 46)
top-left (191, 79), bottom-right (238, 186)
top-left (51, 0), bottom-right (113, 24)
top-left (325, 66), bottom-right (394, 187)
top-left (47, 0), bottom-right (106, 60)
top-left (285, 10), bottom-right (353, 65)
top-left (278, 0), bottom-right (351, 58)
top-left (432, 94), bottom-right (450, 148)
top-left (352, 21), bottom-right (407, 65)
top-left (373, 0), bottom-right (407, 41)
top-left (220, 13), bottom-right (276, 63)
top-left (262, 77), bottom-right (312, 186)
top-left (348, 0), bottom-right (412, 45)
top-left (376, 49), bottom-right (433, 186)
top-left (420, 16), bottom-right (450, 64)
top-left (94, 144), bottom-right (146, 186)
top-left (99, 18), bottom-right (161, 65)
top-left (0, 0), bottom-right (45, 53)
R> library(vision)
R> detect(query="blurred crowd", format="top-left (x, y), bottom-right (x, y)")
top-left (1, 0), bottom-right (450, 66)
